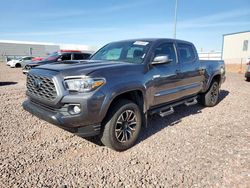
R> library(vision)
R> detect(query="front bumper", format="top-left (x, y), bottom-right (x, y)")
top-left (22, 100), bottom-right (101, 137)
top-left (22, 69), bottom-right (29, 74)
top-left (10, 63), bottom-right (15, 68)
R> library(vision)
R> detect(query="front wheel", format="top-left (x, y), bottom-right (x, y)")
top-left (200, 81), bottom-right (220, 107)
top-left (100, 100), bottom-right (142, 151)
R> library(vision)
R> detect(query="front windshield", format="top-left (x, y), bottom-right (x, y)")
top-left (90, 41), bottom-right (151, 64)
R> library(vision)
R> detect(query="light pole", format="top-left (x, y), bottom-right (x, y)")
top-left (173, 0), bottom-right (178, 39)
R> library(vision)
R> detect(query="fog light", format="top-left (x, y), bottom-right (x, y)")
top-left (73, 105), bottom-right (81, 114)
top-left (68, 104), bottom-right (81, 115)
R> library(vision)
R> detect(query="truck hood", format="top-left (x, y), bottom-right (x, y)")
top-left (27, 59), bottom-right (55, 66)
top-left (33, 60), bottom-right (136, 76)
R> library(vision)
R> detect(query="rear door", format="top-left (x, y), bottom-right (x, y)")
top-left (177, 42), bottom-right (204, 98)
top-left (151, 42), bottom-right (181, 106)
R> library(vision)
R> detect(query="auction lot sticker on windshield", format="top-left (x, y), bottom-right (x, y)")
top-left (133, 41), bottom-right (149, 46)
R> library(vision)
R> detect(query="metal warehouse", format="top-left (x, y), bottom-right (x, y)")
top-left (0, 40), bottom-right (97, 62)
top-left (0, 40), bottom-right (60, 61)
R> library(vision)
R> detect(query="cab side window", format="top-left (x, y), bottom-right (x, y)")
top-left (61, 53), bottom-right (72, 61)
top-left (73, 53), bottom-right (84, 60)
top-left (23, 57), bottom-right (32, 60)
top-left (178, 43), bottom-right (196, 63)
top-left (82, 53), bottom-right (91, 59)
top-left (154, 43), bottom-right (176, 64)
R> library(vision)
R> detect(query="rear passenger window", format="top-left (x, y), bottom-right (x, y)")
top-left (154, 43), bottom-right (176, 63)
top-left (178, 43), bottom-right (196, 63)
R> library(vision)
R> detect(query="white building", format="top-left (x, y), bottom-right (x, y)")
top-left (198, 51), bottom-right (222, 60)
top-left (222, 31), bottom-right (250, 64)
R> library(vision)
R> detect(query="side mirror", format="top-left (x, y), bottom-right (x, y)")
top-left (151, 55), bottom-right (172, 65)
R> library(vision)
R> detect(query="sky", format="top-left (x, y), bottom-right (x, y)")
top-left (0, 0), bottom-right (250, 51)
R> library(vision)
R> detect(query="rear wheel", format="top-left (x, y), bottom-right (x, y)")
top-left (200, 81), bottom-right (220, 107)
top-left (100, 100), bottom-right (142, 151)
top-left (246, 77), bottom-right (250, 82)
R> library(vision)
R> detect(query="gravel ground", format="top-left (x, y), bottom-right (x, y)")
top-left (0, 62), bottom-right (249, 187)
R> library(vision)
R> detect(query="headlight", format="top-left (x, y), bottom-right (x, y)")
top-left (64, 76), bottom-right (105, 92)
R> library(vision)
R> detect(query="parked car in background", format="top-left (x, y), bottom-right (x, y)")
top-left (23, 50), bottom-right (92, 74)
top-left (32, 57), bottom-right (44, 61)
top-left (245, 57), bottom-right (250, 81)
top-left (7, 57), bottom-right (20, 66)
top-left (21, 57), bottom-right (44, 68)
top-left (8, 56), bottom-right (34, 68)
top-left (6, 58), bottom-right (14, 65)
top-left (23, 38), bottom-right (226, 151)
top-left (6, 57), bottom-right (14, 63)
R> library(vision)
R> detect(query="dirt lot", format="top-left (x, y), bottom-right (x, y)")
top-left (0, 62), bottom-right (249, 187)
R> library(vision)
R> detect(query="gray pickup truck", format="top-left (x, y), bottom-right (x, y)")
top-left (23, 38), bottom-right (226, 151)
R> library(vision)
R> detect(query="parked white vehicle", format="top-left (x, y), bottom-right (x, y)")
top-left (6, 58), bottom-right (16, 66)
top-left (8, 56), bottom-right (33, 68)
top-left (7, 59), bottom-right (19, 67)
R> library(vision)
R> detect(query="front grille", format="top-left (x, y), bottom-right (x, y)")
top-left (27, 73), bottom-right (57, 101)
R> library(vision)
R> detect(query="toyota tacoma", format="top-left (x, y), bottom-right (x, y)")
top-left (23, 39), bottom-right (226, 151)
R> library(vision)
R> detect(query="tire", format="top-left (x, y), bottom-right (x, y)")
top-left (100, 99), bottom-right (142, 151)
top-left (246, 77), bottom-right (250, 82)
top-left (15, 63), bottom-right (21, 68)
top-left (200, 81), bottom-right (220, 107)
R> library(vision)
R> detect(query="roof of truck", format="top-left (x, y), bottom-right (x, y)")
top-left (114, 38), bottom-right (192, 44)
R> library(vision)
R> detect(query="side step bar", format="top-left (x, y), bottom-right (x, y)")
top-left (159, 107), bottom-right (174, 117)
top-left (185, 98), bottom-right (197, 106)
top-left (149, 96), bottom-right (198, 117)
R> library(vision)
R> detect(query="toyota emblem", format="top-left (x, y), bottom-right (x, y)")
top-left (33, 79), bottom-right (42, 89)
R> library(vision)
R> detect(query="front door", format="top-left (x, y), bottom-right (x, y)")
top-left (151, 42), bottom-right (181, 106)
